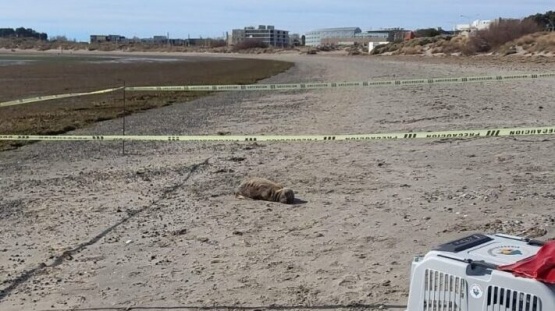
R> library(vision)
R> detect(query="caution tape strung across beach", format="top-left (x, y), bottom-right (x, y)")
top-left (0, 87), bottom-right (123, 108)
top-left (1, 126), bottom-right (554, 143)
top-left (1, 72), bottom-right (555, 107)
top-left (124, 72), bottom-right (555, 92)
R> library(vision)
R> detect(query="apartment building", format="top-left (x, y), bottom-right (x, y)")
top-left (230, 25), bottom-right (290, 47)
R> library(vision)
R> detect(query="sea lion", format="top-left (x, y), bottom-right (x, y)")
top-left (235, 177), bottom-right (295, 204)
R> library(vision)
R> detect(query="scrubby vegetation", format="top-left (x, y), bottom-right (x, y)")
top-left (371, 36), bottom-right (452, 55)
top-left (499, 32), bottom-right (555, 55)
top-left (414, 28), bottom-right (450, 38)
top-left (467, 19), bottom-right (542, 53)
top-left (232, 39), bottom-right (269, 51)
top-left (371, 11), bottom-right (555, 56)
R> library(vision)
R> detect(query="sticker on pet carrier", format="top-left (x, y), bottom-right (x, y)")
top-left (470, 284), bottom-right (484, 299)
top-left (487, 245), bottom-right (530, 257)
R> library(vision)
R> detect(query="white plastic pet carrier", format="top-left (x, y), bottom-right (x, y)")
top-left (406, 233), bottom-right (555, 311)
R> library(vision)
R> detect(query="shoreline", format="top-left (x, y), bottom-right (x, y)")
top-left (2, 46), bottom-right (554, 59)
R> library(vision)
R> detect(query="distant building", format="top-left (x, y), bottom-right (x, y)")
top-left (289, 33), bottom-right (301, 46)
top-left (379, 28), bottom-right (414, 42)
top-left (230, 25), bottom-right (290, 47)
top-left (89, 33), bottom-right (226, 47)
top-left (305, 27), bottom-right (362, 46)
top-left (230, 29), bottom-right (245, 45)
top-left (304, 27), bottom-right (410, 46)
top-left (359, 30), bottom-right (390, 41)
top-left (90, 34), bottom-right (126, 43)
top-left (90, 35), bottom-right (107, 43)
top-left (455, 19), bottom-right (494, 35)
top-left (153, 35), bottom-right (168, 44)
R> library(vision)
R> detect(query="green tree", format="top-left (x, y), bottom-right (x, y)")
top-left (10, 27), bottom-right (46, 39)
top-left (524, 10), bottom-right (555, 31)
top-left (0, 28), bottom-right (16, 37)
top-left (414, 28), bottom-right (441, 38)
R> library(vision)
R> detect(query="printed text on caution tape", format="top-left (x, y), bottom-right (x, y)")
top-left (1, 126), bottom-right (553, 142)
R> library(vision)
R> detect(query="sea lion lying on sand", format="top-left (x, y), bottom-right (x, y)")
top-left (235, 177), bottom-right (295, 204)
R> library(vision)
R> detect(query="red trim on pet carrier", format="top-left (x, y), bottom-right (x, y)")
top-left (499, 241), bottom-right (555, 284)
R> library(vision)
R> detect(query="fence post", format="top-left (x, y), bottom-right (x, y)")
top-left (122, 80), bottom-right (126, 156)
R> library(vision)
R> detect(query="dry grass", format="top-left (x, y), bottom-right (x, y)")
top-left (0, 38), bottom-right (90, 51)
top-left (370, 42), bottom-right (403, 55)
top-left (372, 36), bottom-right (456, 55)
top-left (514, 32), bottom-right (555, 53)
top-left (467, 19), bottom-right (542, 53)
top-left (370, 18), bottom-right (548, 56)
top-left (435, 36), bottom-right (473, 55)
top-left (0, 38), bottom-right (298, 55)
top-left (371, 28), bottom-right (555, 56)
top-left (0, 54), bottom-right (293, 151)
top-left (399, 45), bottom-right (423, 55)
top-left (232, 39), bottom-right (269, 51)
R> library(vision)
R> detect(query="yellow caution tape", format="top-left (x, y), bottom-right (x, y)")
top-left (0, 87), bottom-right (123, 108)
top-left (1, 126), bottom-right (553, 142)
top-left (125, 72), bottom-right (555, 92)
top-left (2, 72), bottom-right (554, 107)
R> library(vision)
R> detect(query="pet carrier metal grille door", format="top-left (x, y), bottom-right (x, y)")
top-left (423, 269), bottom-right (467, 311)
top-left (405, 233), bottom-right (555, 311)
top-left (486, 286), bottom-right (541, 311)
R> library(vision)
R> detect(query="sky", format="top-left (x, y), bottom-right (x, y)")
top-left (1, 0), bottom-right (553, 42)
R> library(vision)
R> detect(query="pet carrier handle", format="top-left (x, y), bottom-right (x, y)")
top-left (437, 254), bottom-right (500, 270)
top-left (495, 233), bottom-right (546, 246)
top-left (465, 259), bottom-right (500, 270)
top-left (524, 238), bottom-right (545, 246)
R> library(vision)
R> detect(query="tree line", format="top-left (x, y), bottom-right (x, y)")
top-left (524, 10), bottom-right (555, 31)
top-left (0, 27), bottom-right (48, 40)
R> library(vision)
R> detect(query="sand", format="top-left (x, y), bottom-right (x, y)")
top-left (1, 52), bottom-right (554, 311)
